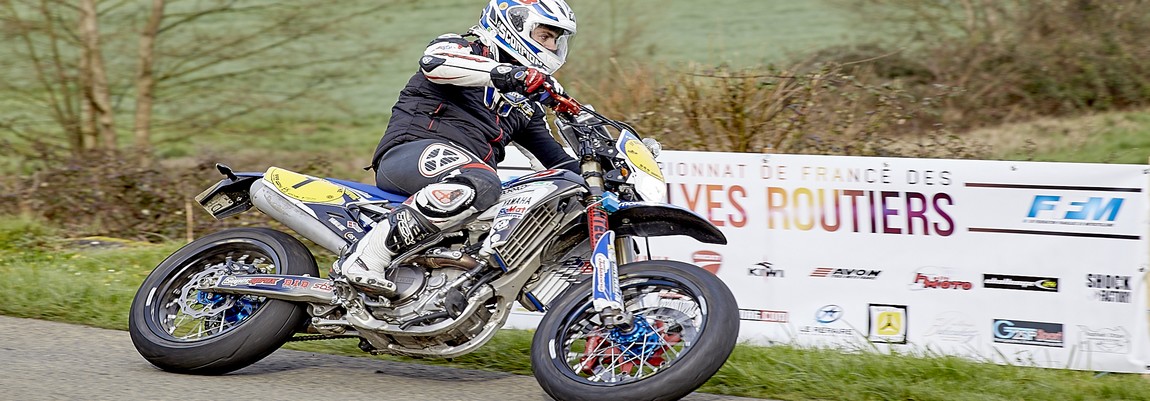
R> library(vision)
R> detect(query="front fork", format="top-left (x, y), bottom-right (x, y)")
top-left (586, 195), bottom-right (633, 328)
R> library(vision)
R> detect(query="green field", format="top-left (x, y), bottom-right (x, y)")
top-left (297, 0), bottom-right (874, 118)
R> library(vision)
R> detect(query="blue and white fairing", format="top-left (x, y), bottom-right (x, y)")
top-left (479, 169), bottom-right (587, 254)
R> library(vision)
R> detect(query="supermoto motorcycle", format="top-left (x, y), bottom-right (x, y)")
top-left (128, 89), bottom-right (739, 401)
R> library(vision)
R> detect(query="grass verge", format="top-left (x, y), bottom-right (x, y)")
top-left (3, 217), bottom-right (1150, 400)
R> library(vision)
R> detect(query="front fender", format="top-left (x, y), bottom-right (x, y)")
top-left (608, 202), bottom-right (727, 245)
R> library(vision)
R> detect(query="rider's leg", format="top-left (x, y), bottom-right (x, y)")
top-left (336, 140), bottom-right (501, 295)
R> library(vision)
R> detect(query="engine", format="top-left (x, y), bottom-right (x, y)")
top-left (369, 247), bottom-right (479, 324)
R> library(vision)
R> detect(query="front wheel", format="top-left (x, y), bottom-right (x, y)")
top-left (531, 260), bottom-right (740, 401)
top-left (128, 228), bottom-right (319, 375)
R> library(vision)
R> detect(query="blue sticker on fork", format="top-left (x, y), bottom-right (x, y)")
top-left (591, 230), bottom-right (623, 310)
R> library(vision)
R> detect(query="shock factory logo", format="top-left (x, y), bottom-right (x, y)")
top-left (983, 274), bottom-right (1059, 292)
top-left (739, 309), bottom-right (789, 323)
top-left (1086, 274), bottom-right (1132, 303)
top-left (868, 304), bottom-right (908, 344)
top-left (810, 267), bottom-right (882, 280)
top-left (993, 319), bottom-right (1064, 347)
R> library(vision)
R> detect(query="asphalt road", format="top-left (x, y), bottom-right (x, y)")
top-left (0, 316), bottom-right (766, 401)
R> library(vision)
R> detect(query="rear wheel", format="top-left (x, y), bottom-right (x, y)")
top-left (530, 260), bottom-right (740, 401)
top-left (128, 228), bottom-right (318, 375)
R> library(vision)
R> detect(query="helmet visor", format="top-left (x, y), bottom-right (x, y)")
top-left (527, 23), bottom-right (572, 60)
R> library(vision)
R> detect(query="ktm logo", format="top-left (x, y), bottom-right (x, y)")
top-left (692, 250), bottom-right (722, 275)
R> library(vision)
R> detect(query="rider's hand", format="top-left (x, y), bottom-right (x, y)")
top-left (490, 65), bottom-right (561, 103)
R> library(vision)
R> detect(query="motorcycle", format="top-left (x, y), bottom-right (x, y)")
top-left (128, 88), bottom-right (740, 401)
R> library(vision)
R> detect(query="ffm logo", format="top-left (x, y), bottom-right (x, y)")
top-left (1027, 195), bottom-right (1123, 222)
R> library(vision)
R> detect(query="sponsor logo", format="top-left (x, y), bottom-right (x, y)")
top-left (748, 261), bottom-right (784, 278)
top-left (1025, 195), bottom-right (1124, 227)
top-left (503, 196), bottom-right (534, 206)
top-left (311, 282), bottom-right (334, 292)
top-left (493, 16), bottom-right (546, 68)
top-left (282, 278), bottom-right (310, 289)
top-left (327, 217), bottom-right (347, 231)
top-left (692, 250), bottom-right (722, 274)
top-left (1078, 325), bottom-right (1130, 354)
top-left (909, 266), bottom-right (973, 291)
top-left (346, 220), bottom-right (363, 233)
top-left (392, 208), bottom-right (431, 247)
top-left (560, 256), bottom-right (592, 275)
top-left (992, 319), bottom-right (1064, 347)
top-left (248, 277), bottom-right (283, 286)
top-left (417, 144), bottom-right (469, 178)
top-left (798, 304), bottom-right (854, 337)
top-left (983, 274), bottom-right (1059, 292)
top-left (815, 304), bottom-right (844, 323)
top-left (502, 205), bottom-right (527, 214)
top-left (492, 218), bottom-right (511, 231)
top-left (1086, 274), bottom-right (1132, 303)
top-left (923, 312), bottom-right (979, 344)
top-left (868, 304), bottom-right (908, 344)
top-left (739, 309), bottom-right (789, 323)
top-left (811, 267), bottom-right (881, 280)
top-left (593, 253), bottom-right (610, 295)
top-left (219, 276), bottom-right (246, 287)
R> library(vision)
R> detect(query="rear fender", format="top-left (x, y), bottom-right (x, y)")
top-left (194, 164), bottom-right (264, 220)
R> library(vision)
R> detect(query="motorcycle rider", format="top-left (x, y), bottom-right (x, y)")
top-left (337, 0), bottom-right (580, 295)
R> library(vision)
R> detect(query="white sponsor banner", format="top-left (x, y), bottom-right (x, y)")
top-left (500, 149), bottom-right (1150, 373)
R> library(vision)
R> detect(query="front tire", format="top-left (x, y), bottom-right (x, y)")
top-left (128, 228), bottom-right (319, 375)
top-left (531, 260), bottom-right (740, 401)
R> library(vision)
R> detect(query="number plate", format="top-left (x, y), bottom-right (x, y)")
top-left (204, 193), bottom-right (235, 214)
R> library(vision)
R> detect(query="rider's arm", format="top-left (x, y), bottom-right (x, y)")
top-left (419, 34), bottom-right (502, 87)
top-left (513, 106), bottom-right (581, 173)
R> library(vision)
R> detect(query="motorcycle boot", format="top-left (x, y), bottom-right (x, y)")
top-left (337, 181), bottom-right (479, 295)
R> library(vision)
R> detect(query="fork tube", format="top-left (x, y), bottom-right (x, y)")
top-left (614, 236), bottom-right (636, 265)
top-left (582, 160), bottom-right (630, 328)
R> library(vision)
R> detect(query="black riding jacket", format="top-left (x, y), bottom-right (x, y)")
top-left (370, 34), bottom-right (578, 173)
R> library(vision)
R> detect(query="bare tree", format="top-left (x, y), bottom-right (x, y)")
top-left (78, 0), bottom-right (116, 151)
top-left (0, 0), bottom-right (399, 164)
top-left (133, 0), bottom-right (163, 166)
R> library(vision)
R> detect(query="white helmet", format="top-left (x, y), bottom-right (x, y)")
top-left (473, 0), bottom-right (576, 74)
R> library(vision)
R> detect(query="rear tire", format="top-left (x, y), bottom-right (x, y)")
top-left (128, 228), bottom-right (318, 375)
top-left (530, 260), bottom-right (739, 401)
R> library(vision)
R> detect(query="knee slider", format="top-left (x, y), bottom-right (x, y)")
top-left (411, 181), bottom-right (476, 218)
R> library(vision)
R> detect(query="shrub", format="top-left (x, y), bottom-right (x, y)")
top-left (570, 61), bottom-right (985, 160)
top-left (840, 0), bottom-right (1150, 129)
top-left (0, 150), bottom-right (292, 242)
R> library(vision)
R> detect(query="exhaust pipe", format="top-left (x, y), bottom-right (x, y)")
top-left (249, 179), bottom-right (347, 253)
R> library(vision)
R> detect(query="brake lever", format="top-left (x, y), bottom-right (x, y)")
top-left (543, 83), bottom-right (581, 115)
